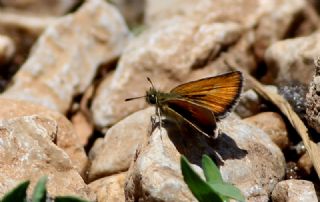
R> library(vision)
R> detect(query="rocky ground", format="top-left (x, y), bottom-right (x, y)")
top-left (0, 0), bottom-right (320, 201)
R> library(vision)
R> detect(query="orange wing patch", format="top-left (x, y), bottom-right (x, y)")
top-left (170, 71), bottom-right (243, 117)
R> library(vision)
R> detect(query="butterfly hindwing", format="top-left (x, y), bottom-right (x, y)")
top-left (170, 71), bottom-right (243, 118)
top-left (165, 99), bottom-right (216, 136)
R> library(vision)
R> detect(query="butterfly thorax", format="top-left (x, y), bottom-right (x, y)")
top-left (146, 88), bottom-right (179, 106)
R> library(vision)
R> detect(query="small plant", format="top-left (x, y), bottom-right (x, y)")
top-left (181, 154), bottom-right (245, 202)
top-left (1, 176), bottom-right (89, 202)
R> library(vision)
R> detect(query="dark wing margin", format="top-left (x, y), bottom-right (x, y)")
top-left (165, 99), bottom-right (216, 137)
top-left (170, 71), bottom-right (243, 117)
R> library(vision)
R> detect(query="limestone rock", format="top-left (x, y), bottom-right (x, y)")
top-left (2, 0), bottom-right (131, 113)
top-left (0, 34), bottom-right (15, 64)
top-left (0, 0), bottom-right (80, 16)
top-left (71, 111), bottom-right (93, 147)
top-left (110, 0), bottom-right (144, 28)
top-left (0, 11), bottom-right (56, 35)
top-left (91, 18), bottom-right (242, 128)
top-left (235, 89), bottom-right (263, 118)
top-left (271, 180), bottom-right (318, 202)
top-left (125, 128), bottom-right (198, 202)
top-left (88, 107), bottom-right (153, 181)
top-left (125, 118), bottom-right (285, 202)
top-left (244, 112), bottom-right (289, 150)
top-left (218, 120), bottom-right (286, 202)
top-left (0, 115), bottom-right (95, 200)
top-left (306, 59), bottom-right (320, 133)
top-left (89, 172), bottom-right (126, 202)
top-left (0, 98), bottom-right (87, 176)
top-left (265, 33), bottom-right (320, 85)
top-left (145, 0), bottom-right (304, 27)
top-left (145, 0), bottom-right (305, 60)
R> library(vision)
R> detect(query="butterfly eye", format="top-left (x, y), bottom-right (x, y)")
top-left (146, 93), bottom-right (157, 105)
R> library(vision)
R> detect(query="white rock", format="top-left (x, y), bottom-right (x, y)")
top-left (125, 118), bottom-right (285, 201)
top-left (265, 32), bottom-right (320, 85)
top-left (89, 172), bottom-right (127, 202)
top-left (91, 18), bottom-right (241, 128)
top-left (88, 107), bottom-right (153, 181)
top-left (0, 0), bottom-right (80, 16)
top-left (271, 180), bottom-right (318, 202)
top-left (0, 115), bottom-right (94, 200)
top-left (0, 35), bottom-right (15, 64)
top-left (2, 0), bottom-right (131, 113)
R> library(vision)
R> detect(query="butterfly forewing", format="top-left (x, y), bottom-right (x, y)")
top-left (169, 71), bottom-right (243, 117)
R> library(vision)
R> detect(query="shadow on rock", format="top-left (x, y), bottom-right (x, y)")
top-left (152, 118), bottom-right (247, 167)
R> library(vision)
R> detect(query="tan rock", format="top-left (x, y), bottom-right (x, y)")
top-left (0, 10), bottom-right (56, 35)
top-left (218, 120), bottom-right (285, 201)
top-left (265, 32), bottom-right (320, 85)
top-left (2, 0), bottom-right (131, 113)
top-left (125, 128), bottom-right (198, 202)
top-left (0, 115), bottom-right (95, 200)
top-left (235, 89), bottom-right (263, 118)
top-left (0, 0), bottom-right (80, 16)
top-left (91, 18), bottom-right (242, 128)
top-left (125, 118), bottom-right (285, 201)
top-left (271, 180), bottom-right (318, 202)
top-left (71, 111), bottom-right (93, 147)
top-left (145, 0), bottom-right (305, 60)
top-left (0, 34), bottom-right (15, 64)
top-left (0, 98), bottom-right (87, 176)
top-left (306, 59), bottom-right (320, 133)
top-left (244, 112), bottom-right (289, 149)
top-left (88, 107), bottom-right (153, 181)
top-left (111, 0), bottom-right (144, 28)
top-left (297, 152), bottom-right (313, 175)
top-left (89, 172), bottom-right (126, 202)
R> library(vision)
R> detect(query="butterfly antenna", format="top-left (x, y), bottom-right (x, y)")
top-left (125, 95), bottom-right (146, 102)
top-left (147, 77), bottom-right (155, 88)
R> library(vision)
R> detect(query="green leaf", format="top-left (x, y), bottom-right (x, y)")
top-left (32, 176), bottom-right (48, 202)
top-left (1, 181), bottom-right (30, 202)
top-left (202, 155), bottom-right (223, 183)
top-left (209, 183), bottom-right (245, 202)
top-left (180, 156), bottom-right (224, 202)
top-left (55, 196), bottom-right (89, 202)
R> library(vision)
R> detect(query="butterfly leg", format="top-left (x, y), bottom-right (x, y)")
top-left (156, 106), bottom-right (163, 141)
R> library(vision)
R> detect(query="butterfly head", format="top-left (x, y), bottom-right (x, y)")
top-left (125, 77), bottom-right (159, 104)
top-left (146, 87), bottom-right (158, 105)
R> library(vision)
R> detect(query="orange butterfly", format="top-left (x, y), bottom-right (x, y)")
top-left (125, 71), bottom-right (243, 137)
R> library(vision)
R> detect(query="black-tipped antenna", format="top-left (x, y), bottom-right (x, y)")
top-left (147, 77), bottom-right (155, 88)
top-left (125, 95), bottom-right (146, 102)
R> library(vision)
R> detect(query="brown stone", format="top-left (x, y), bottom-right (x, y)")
top-left (71, 111), bottom-right (93, 147)
top-left (244, 112), bottom-right (289, 149)
top-left (297, 152), bottom-right (313, 175)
